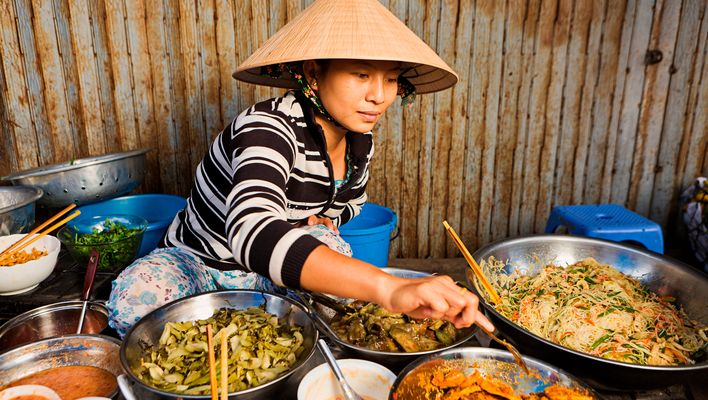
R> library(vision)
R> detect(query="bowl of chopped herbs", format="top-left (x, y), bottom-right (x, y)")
top-left (57, 215), bottom-right (147, 272)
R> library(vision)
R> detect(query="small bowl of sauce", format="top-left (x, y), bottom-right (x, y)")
top-left (297, 359), bottom-right (395, 400)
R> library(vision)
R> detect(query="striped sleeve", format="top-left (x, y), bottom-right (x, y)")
top-left (225, 106), bottom-right (323, 288)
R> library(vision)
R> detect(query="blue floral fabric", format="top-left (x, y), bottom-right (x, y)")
top-left (107, 224), bottom-right (351, 337)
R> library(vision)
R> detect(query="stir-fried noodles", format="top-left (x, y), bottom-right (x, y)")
top-left (482, 257), bottom-right (707, 366)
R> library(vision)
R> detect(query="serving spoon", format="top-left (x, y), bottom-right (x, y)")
top-left (317, 339), bottom-right (363, 400)
top-left (77, 249), bottom-right (99, 334)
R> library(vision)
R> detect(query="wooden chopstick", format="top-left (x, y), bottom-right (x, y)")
top-left (220, 332), bottom-right (228, 400)
top-left (206, 324), bottom-right (218, 400)
top-left (0, 210), bottom-right (81, 261)
top-left (0, 203), bottom-right (77, 258)
top-left (442, 220), bottom-right (502, 304)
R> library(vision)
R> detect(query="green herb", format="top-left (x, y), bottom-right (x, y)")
top-left (591, 333), bottom-right (612, 349)
top-left (583, 276), bottom-right (597, 285)
top-left (598, 307), bottom-right (616, 318)
top-left (70, 218), bottom-right (142, 271)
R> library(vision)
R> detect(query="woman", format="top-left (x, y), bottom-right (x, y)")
top-left (108, 0), bottom-right (494, 337)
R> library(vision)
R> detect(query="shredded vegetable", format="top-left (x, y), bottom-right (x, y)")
top-left (134, 307), bottom-right (305, 395)
top-left (482, 257), bottom-right (708, 366)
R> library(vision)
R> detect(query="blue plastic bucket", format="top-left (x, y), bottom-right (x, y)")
top-left (77, 194), bottom-right (187, 257)
top-left (338, 203), bottom-right (397, 267)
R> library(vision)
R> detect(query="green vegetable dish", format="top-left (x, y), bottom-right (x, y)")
top-left (134, 307), bottom-right (305, 395)
top-left (62, 218), bottom-right (143, 270)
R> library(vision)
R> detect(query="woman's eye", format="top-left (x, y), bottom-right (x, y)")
top-left (387, 78), bottom-right (398, 83)
top-left (357, 73), bottom-right (369, 79)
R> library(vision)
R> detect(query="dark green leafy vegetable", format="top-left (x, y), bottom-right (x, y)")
top-left (68, 218), bottom-right (142, 270)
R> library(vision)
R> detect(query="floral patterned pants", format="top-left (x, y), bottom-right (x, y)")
top-left (107, 224), bottom-right (352, 337)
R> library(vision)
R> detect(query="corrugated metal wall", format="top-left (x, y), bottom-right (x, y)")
top-left (1, 0), bottom-right (706, 258)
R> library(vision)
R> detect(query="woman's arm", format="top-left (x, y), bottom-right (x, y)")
top-left (299, 245), bottom-right (495, 330)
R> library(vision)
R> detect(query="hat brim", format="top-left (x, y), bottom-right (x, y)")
top-left (232, 0), bottom-right (458, 94)
top-left (233, 58), bottom-right (457, 95)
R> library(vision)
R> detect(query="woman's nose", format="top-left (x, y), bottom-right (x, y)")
top-left (366, 78), bottom-right (386, 104)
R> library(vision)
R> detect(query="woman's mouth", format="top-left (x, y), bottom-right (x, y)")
top-left (358, 111), bottom-right (380, 123)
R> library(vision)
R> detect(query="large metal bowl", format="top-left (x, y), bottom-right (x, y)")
top-left (0, 334), bottom-right (123, 398)
top-left (389, 347), bottom-right (597, 399)
top-left (1, 149), bottom-right (150, 208)
top-left (0, 186), bottom-right (43, 235)
top-left (466, 234), bottom-right (708, 390)
top-left (298, 268), bottom-right (478, 371)
top-left (120, 290), bottom-right (318, 399)
top-left (0, 300), bottom-right (109, 351)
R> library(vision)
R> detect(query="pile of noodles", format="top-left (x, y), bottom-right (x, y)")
top-left (481, 257), bottom-right (707, 366)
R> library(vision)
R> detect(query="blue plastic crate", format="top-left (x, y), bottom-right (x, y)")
top-left (545, 204), bottom-right (664, 254)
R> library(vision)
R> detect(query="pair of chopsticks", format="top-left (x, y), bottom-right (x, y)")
top-left (206, 324), bottom-right (229, 400)
top-left (0, 203), bottom-right (81, 262)
top-left (442, 220), bottom-right (501, 304)
top-left (442, 221), bottom-right (531, 374)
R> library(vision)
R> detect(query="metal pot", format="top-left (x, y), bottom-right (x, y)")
top-left (467, 234), bottom-right (708, 390)
top-left (297, 268), bottom-right (478, 371)
top-left (120, 290), bottom-right (318, 399)
top-left (0, 300), bottom-right (109, 352)
top-left (0, 186), bottom-right (43, 235)
top-left (389, 347), bottom-right (598, 400)
top-left (0, 334), bottom-right (123, 398)
top-left (1, 149), bottom-right (150, 208)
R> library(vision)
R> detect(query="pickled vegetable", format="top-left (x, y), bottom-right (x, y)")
top-left (134, 307), bottom-right (305, 395)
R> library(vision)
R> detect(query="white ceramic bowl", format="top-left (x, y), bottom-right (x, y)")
top-left (0, 234), bottom-right (60, 295)
top-left (297, 359), bottom-right (396, 400)
top-left (0, 384), bottom-right (61, 400)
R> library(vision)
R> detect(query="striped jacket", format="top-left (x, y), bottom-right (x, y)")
top-left (163, 91), bottom-right (373, 288)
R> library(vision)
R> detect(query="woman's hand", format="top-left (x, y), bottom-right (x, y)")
top-left (300, 246), bottom-right (494, 331)
top-left (298, 215), bottom-right (338, 233)
top-left (377, 274), bottom-right (495, 331)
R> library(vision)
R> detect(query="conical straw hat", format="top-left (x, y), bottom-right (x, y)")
top-left (233, 0), bottom-right (458, 94)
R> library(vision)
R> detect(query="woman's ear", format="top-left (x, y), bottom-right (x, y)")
top-left (302, 60), bottom-right (319, 84)
top-left (302, 60), bottom-right (320, 88)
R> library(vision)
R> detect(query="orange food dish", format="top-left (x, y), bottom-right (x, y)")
top-left (0, 248), bottom-right (47, 267)
top-left (3, 365), bottom-right (117, 399)
top-left (393, 369), bottom-right (594, 400)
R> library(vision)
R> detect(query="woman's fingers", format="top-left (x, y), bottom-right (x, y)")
top-left (384, 275), bottom-right (495, 331)
top-left (306, 215), bottom-right (338, 232)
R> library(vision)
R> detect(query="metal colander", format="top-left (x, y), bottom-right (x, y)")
top-left (2, 149), bottom-right (150, 208)
top-left (0, 185), bottom-right (43, 235)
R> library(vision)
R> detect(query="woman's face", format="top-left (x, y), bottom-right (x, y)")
top-left (305, 59), bottom-right (401, 133)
